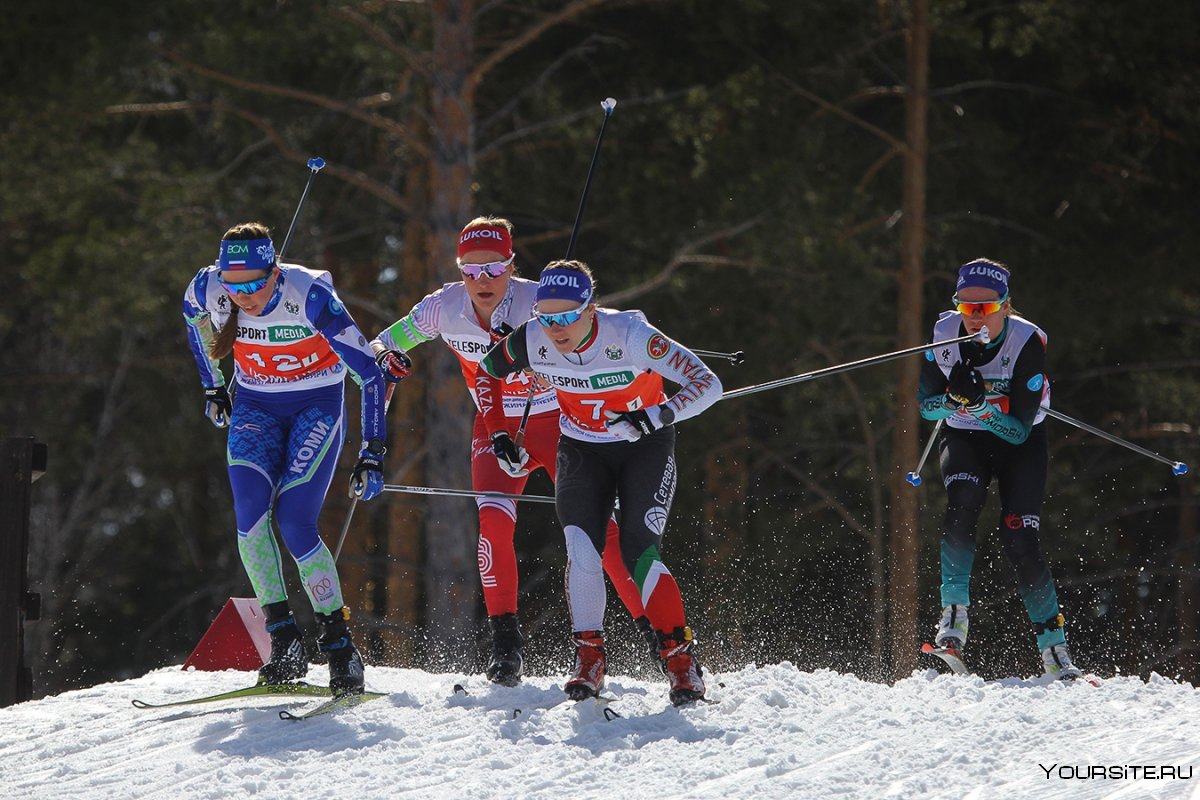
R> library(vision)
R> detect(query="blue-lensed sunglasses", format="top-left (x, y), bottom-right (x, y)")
top-left (536, 301), bottom-right (589, 328)
top-left (220, 269), bottom-right (273, 295)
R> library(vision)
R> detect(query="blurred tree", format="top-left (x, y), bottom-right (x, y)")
top-left (3, 0), bottom-right (1196, 695)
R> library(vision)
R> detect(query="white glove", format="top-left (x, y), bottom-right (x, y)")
top-left (491, 432), bottom-right (530, 478)
top-left (603, 405), bottom-right (668, 442)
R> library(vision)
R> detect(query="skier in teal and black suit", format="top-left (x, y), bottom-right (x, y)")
top-left (918, 258), bottom-right (1083, 680)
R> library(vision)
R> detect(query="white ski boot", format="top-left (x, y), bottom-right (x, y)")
top-left (1041, 643), bottom-right (1084, 681)
top-left (935, 604), bottom-right (969, 650)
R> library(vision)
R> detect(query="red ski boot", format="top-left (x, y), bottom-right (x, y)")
top-left (564, 630), bottom-right (606, 700)
top-left (659, 626), bottom-right (705, 706)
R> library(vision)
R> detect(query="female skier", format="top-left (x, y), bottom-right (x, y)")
top-left (919, 258), bottom-right (1082, 680)
top-left (370, 218), bottom-right (652, 687)
top-left (477, 259), bottom-right (723, 705)
top-left (183, 221), bottom-right (388, 694)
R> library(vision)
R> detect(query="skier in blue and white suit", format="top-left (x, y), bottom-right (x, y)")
top-left (182, 221), bottom-right (388, 694)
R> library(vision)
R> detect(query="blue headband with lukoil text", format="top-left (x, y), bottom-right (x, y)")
top-left (536, 267), bottom-right (593, 305)
top-left (219, 238), bottom-right (276, 272)
top-left (956, 260), bottom-right (1010, 296)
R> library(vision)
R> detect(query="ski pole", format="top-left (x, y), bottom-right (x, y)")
top-left (513, 384), bottom-right (536, 448)
top-left (217, 157), bottom-right (326, 428)
top-left (565, 97), bottom-right (617, 260)
top-left (1044, 407), bottom-right (1189, 476)
top-left (380, 483), bottom-right (556, 505)
top-left (279, 157), bottom-right (325, 258)
top-left (722, 328), bottom-right (989, 401)
top-left (905, 419), bottom-right (943, 486)
top-left (693, 349), bottom-right (746, 365)
top-left (514, 97), bottom-right (617, 444)
top-left (334, 382), bottom-right (396, 562)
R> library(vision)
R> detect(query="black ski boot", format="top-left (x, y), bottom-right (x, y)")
top-left (257, 602), bottom-right (308, 685)
top-left (634, 616), bottom-right (666, 674)
top-left (485, 613), bottom-right (525, 687)
top-left (316, 607), bottom-right (365, 696)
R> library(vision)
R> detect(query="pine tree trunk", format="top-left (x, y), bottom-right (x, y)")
top-left (422, 0), bottom-right (480, 670)
top-left (700, 431), bottom-right (749, 656)
top-left (887, 0), bottom-right (929, 680)
top-left (1176, 479), bottom-right (1198, 682)
top-left (381, 154), bottom-right (436, 665)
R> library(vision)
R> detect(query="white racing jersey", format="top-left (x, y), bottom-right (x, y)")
top-left (182, 262), bottom-right (386, 442)
top-left (480, 308), bottom-right (723, 443)
top-left (375, 277), bottom-right (557, 418)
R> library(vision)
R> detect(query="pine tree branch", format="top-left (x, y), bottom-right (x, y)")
top-left (600, 216), bottom-right (762, 305)
top-left (159, 47), bottom-right (429, 158)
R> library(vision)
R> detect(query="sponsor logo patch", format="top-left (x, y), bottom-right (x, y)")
top-left (269, 325), bottom-right (312, 343)
top-left (590, 370), bottom-right (635, 389)
top-left (644, 506), bottom-right (668, 536)
top-left (945, 471), bottom-right (982, 487)
top-left (1004, 513), bottom-right (1040, 531)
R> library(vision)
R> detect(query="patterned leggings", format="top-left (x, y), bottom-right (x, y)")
top-left (226, 383), bottom-right (346, 615)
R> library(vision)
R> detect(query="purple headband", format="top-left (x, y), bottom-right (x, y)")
top-left (218, 237), bottom-right (276, 272)
top-left (536, 267), bottom-right (593, 305)
top-left (956, 260), bottom-right (1010, 295)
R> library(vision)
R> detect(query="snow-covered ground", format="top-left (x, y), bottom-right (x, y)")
top-left (2, 663), bottom-right (1198, 800)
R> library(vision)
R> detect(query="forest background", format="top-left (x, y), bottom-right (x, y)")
top-left (3, 0), bottom-right (1197, 698)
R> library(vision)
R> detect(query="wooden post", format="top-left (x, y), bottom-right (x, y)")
top-left (0, 437), bottom-right (46, 707)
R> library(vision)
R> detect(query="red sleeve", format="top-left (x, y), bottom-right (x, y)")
top-left (474, 370), bottom-right (508, 436)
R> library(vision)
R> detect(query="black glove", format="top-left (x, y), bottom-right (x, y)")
top-left (349, 440), bottom-right (386, 501)
top-left (947, 361), bottom-right (986, 409)
top-left (204, 386), bottom-right (231, 429)
top-left (376, 349), bottom-right (412, 383)
top-left (491, 432), bottom-right (530, 478)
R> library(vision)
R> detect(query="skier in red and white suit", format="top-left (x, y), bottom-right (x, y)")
top-left (371, 218), bottom-right (650, 686)
top-left (478, 259), bottom-right (723, 706)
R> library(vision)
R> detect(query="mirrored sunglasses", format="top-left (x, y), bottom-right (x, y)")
top-left (953, 293), bottom-right (1007, 316)
top-left (536, 301), bottom-right (589, 328)
top-left (220, 269), bottom-right (273, 295)
top-left (458, 255), bottom-right (514, 280)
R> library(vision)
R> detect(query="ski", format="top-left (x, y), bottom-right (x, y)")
top-left (131, 681), bottom-right (332, 709)
top-left (278, 690), bottom-right (388, 721)
top-left (512, 693), bottom-right (619, 719)
top-left (921, 642), bottom-right (971, 676)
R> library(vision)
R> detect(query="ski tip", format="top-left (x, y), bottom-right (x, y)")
top-left (452, 683), bottom-right (468, 696)
top-left (921, 642), bottom-right (960, 657)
